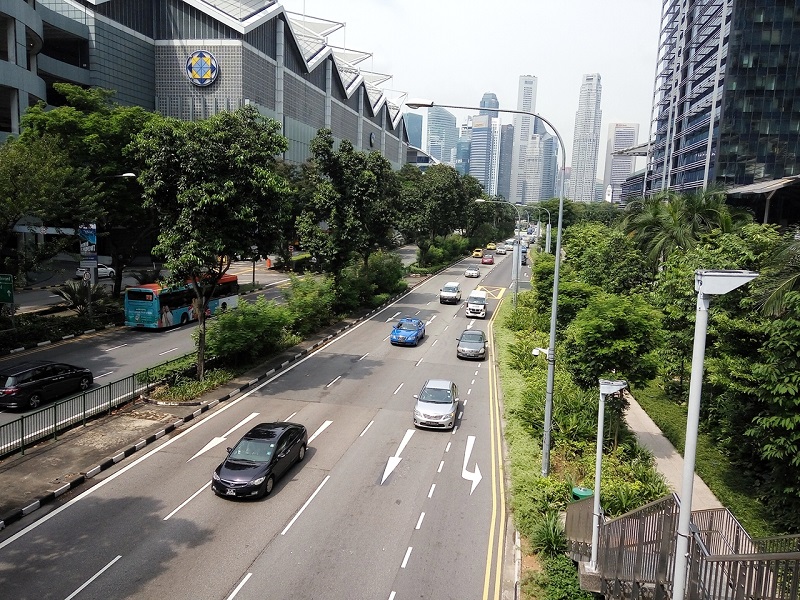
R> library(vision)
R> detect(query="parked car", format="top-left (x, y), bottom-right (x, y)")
top-left (439, 282), bottom-right (462, 304)
top-left (212, 422), bottom-right (307, 499)
top-left (74, 263), bottom-right (115, 279)
top-left (521, 254), bottom-right (528, 266)
top-left (471, 248), bottom-right (484, 258)
top-left (495, 246), bottom-right (507, 255)
top-left (0, 360), bottom-right (93, 410)
top-left (481, 254), bottom-right (494, 265)
top-left (413, 379), bottom-right (459, 430)
top-left (485, 242), bottom-right (497, 250)
top-left (456, 329), bottom-right (488, 359)
top-left (390, 317), bottom-right (426, 346)
top-left (465, 265), bottom-right (481, 278)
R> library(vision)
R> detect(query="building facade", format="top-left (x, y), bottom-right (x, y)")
top-left (454, 120), bottom-right (471, 176)
top-left (479, 92), bottom-right (499, 118)
top-left (570, 73), bottom-right (603, 202)
top-left (468, 114), bottom-right (501, 196)
top-left (509, 75), bottom-right (538, 203)
top-left (497, 123), bottom-right (514, 199)
top-left (404, 112), bottom-right (423, 149)
top-left (427, 105), bottom-right (458, 165)
top-left (1, 0), bottom-right (409, 167)
top-left (603, 123), bottom-right (639, 203)
top-left (648, 0), bottom-right (800, 193)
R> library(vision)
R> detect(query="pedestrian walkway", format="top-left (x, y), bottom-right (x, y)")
top-left (624, 391), bottom-right (722, 510)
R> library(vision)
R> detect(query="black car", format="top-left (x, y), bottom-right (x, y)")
top-left (521, 254), bottom-right (528, 266)
top-left (0, 360), bottom-right (94, 410)
top-left (212, 422), bottom-right (308, 499)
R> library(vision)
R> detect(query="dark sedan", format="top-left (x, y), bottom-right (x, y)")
top-left (212, 422), bottom-right (308, 499)
top-left (456, 329), bottom-right (488, 359)
top-left (0, 360), bottom-right (93, 410)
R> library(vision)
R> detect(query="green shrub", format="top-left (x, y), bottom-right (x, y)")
top-left (367, 250), bottom-right (407, 295)
top-left (335, 265), bottom-right (374, 312)
top-left (150, 368), bottom-right (235, 403)
top-left (370, 292), bottom-right (392, 308)
top-left (283, 274), bottom-right (336, 336)
top-left (530, 511), bottom-right (567, 558)
top-left (0, 312), bottom-right (119, 353)
top-left (136, 353), bottom-right (197, 385)
top-left (525, 555), bottom-right (594, 600)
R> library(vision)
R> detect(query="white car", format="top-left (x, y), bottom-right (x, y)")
top-left (464, 266), bottom-right (481, 278)
top-left (495, 246), bottom-right (507, 255)
top-left (74, 264), bottom-right (115, 280)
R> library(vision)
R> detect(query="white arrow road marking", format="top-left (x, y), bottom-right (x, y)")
top-left (426, 315), bottom-right (437, 325)
top-left (381, 429), bottom-right (414, 484)
top-left (385, 311), bottom-right (401, 322)
top-left (188, 412), bottom-right (260, 461)
top-left (467, 319), bottom-right (475, 329)
top-left (308, 420), bottom-right (333, 443)
top-left (461, 435), bottom-right (482, 495)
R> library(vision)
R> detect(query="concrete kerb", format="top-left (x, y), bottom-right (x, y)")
top-left (0, 264), bottom-right (446, 531)
top-left (4, 324), bottom-right (123, 357)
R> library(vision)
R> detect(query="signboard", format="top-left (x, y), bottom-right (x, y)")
top-left (0, 274), bottom-right (14, 305)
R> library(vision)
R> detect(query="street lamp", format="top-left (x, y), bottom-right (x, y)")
top-left (474, 198), bottom-right (522, 306)
top-left (671, 269), bottom-right (758, 600)
top-left (590, 378), bottom-right (629, 571)
top-left (410, 99), bottom-right (566, 476)
top-left (530, 206), bottom-right (552, 253)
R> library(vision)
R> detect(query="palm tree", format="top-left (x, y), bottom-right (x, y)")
top-left (759, 235), bottom-right (800, 316)
top-left (53, 281), bottom-right (109, 317)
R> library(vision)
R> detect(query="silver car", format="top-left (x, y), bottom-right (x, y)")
top-left (465, 265), bottom-right (480, 278)
top-left (413, 379), bottom-right (459, 430)
top-left (456, 329), bottom-right (488, 359)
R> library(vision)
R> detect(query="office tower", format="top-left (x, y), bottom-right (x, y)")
top-left (497, 124), bottom-right (514, 199)
top-left (404, 113), bottom-right (423, 149)
top-left (603, 123), bottom-right (639, 203)
top-left (469, 115), bottom-right (502, 195)
top-left (510, 75), bottom-right (538, 203)
top-left (570, 73), bottom-right (603, 202)
top-left (480, 92), bottom-right (500, 118)
top-left (455, 121), bottom-right (472, 176)
top-left (427, 106), bottom-right (458, 164)
top-left (649, 0), bottom-right (800, 193)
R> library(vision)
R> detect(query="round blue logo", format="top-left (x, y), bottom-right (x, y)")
top-left (186, 50), bottom-right (219, 87)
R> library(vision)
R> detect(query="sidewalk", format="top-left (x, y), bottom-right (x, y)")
top-left (624, 391), bottom-right (722, 510)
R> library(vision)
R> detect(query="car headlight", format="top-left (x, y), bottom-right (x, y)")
top-left (251, 476), bottom-right (266, 486)
top-left (479, 348), bottom-right (485, 354)
top-left (447, 411), bottom-right (456, 420)
top-left (212, 471), bottom-right (220, 481)
top-left (414, 410), bottom-right (423, 418)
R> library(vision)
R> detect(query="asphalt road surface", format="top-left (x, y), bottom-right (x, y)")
top-left (0, 251), bottom-right (526, 600)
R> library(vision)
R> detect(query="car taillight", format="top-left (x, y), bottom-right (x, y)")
top-left (0, 387), bottom-right (19, 396)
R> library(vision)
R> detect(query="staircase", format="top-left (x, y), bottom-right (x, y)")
top-left (565, 494), bottom-right (800, 599)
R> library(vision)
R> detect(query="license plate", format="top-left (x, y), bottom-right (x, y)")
top-left (226, 489), bottom-right (236, 496)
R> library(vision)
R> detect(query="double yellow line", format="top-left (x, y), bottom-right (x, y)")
top-left (483, 300), bottom-right (508, 599)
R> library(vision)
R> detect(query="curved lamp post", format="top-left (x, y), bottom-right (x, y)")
top-left (530, 206), bottom-right (551, 253)
top-left (407, 99), bottom-right (566, 476)
top-left (474, 198), bottom-right (521, 306)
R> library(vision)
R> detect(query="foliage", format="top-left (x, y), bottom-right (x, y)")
top-left (136, 353), bottom-right (197, 386)
top-left (0, 313), bottom-right (119, 354)
top-left (52, 280), bottom-right (118, 318)
top-left (282, 275), bottom-right (337, 336)
top-left (416, 234), bottom-right (470, 268)
top-left (366, 250), bottom-right (407, 296)
top-left (529, 511), bottom-right (567, 558)
top-left (200, 296), bottom-right (294, 364)
top-left (523, 555), bottom-right (594, 600)
top-left (150, 368), bottom-right (235, 403)
top-left (563, 293), bottom-right (663, 389)
top-left (132, 105), bottom-right (290, 378)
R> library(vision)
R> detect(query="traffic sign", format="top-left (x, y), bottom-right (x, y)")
top-left (0, 274), bottom-right (14, 305)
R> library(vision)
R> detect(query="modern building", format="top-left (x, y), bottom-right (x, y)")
top-left (570, 73), bottom-right (603, 202)
top-left (1, 0), bottom-right (410, 167)
top-left (404, 112), bottom-right (423, 150)
top-left (509, 75), bottom-right (538, 203)
top-left (454, 120), bottom-right (471, 176)
top-left (427, 105), bottom-right (458, 165)
top-left (497, 123), bottom-right (514, 199)
top-left (648, 0), bottom-right (800, 194)
top-left (603, 123), bottom-right (639, 203)
top-left (479, 92), bottom-right (499, 118)
top-left (468, 114), bottom-right (501, 195)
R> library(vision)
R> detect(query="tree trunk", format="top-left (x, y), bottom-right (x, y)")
top-left (197, 304), bottom-right (206, 381)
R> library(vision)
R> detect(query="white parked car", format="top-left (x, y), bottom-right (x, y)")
top-left (495, 246), bottom-right (507, 255)
top-left (74, 264), bottom-right (115, 280)
top-left (464, 265), bottom-right (481, 278)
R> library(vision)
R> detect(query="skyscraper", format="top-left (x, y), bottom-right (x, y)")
top-left (404, 112), bottom-right (423, 149)
top-left (570, 73), bottom-right (603, 202)
top-left (497, 124), bottom-right (514, 200)
top-left (603, 123), bottom-right (639, 203)
top-left (510, 75), bottom-right (538, 203)
top-left (480, 92), bottom-right (500, 118)
top-left (469, 114), bottom-right (502, 195)
top-left (649, 0), bottom-right (800, 193)
top-left (455, 121), bottom-right (472, 176)
top-left (426, 106), bottom-right (458, 165)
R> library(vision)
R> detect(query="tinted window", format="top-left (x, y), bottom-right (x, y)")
top-left (127, 290), bottom-right (154, 302)
top-left (231, 438), bottom-right (275, 463)
top-left (420, 386), bottom-right (452, 403)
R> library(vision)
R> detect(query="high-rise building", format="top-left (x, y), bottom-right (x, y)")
top-left (404, 113), bottom-right (423, 149)
top-left (649, 0), bottom-right (800, 193)
top-left (427, 106), bottom-right (458, 164)
top-left (603, 123), bottom-right (639, 203)
top-left (497, 124), bottom-right (514, 200)
top-left (469, 114), bottom-right (502, 195)
top-left (480, 92), bottom-right (500, 118)
top-left (570, 73), bottom-right (603, 202)
top-left (455, 121), bottom-right (472, 176)
top-left (510, 75), bottom-right (538, 203)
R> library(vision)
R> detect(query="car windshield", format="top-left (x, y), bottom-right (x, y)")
top-left (460, 332), bottom-right (484, 343)
top-left (443, 285), bottom-right (458, 293)
top-left (396, 321), bottom-right (418, 331)
top-left (420, 387), bottom-right (452, 404)
top-left (468, 296), bottom-right (486, 305)
top-left (230, 439), bottom-right (275, 463)
top-left (467, 267), bottom-right (478, 272)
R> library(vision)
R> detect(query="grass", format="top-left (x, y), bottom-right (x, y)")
top-left (633, 382), bottom-right (778, 538)
top-left (150, 368), bottom-right (235, 403)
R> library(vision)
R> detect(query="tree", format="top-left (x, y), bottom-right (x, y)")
top-left (20, 84), bottom-right (158, 296)
top-left (0, 134), bottom-right (98, 282)
top-left (131, 105), bottom-right (290, 379)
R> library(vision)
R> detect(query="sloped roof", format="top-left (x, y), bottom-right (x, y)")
top-left (726, 175), bottom-right (800, 196)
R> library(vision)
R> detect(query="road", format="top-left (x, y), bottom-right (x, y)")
top-left (0, 251), bottom-right (522, 600)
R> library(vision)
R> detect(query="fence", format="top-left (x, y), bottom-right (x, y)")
top-left (0, 354), bottom-right (193, 458)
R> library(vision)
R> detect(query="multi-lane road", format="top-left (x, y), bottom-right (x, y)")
top-left (0, 250), bottom-right (525, 599)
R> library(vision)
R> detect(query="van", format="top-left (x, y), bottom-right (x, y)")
top-left (465, 290), bottom-right (488, 319)
top-left (439, 281), bottom-right (462, 304)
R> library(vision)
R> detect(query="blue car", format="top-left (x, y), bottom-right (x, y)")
top-left (390, 317), bottom-right (426, 346)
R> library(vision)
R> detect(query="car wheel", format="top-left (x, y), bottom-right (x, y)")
top-left (78, 376), bottom-right (91, 391)
top-left (108, 270), bottom-right (115, 279)
top-left (264, 475), bottom-right (275, 496)
top-left (28, 394), bottom-right (42, 409)
top-left (297, 444), bottom-right (306, 463)
top-left (180, 313), bottom-right (189, 325)
top-left (414, 336), bottom-right (419, 346)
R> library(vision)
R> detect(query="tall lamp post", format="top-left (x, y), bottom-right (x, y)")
top-left (406, 99), bottom-right (568, 477)
top-left (474, 198), bottom-right (521, 306)
top-left (671, 269), bottom-right (757, 600)
top-left (530, 206), bottom-right (551, 253)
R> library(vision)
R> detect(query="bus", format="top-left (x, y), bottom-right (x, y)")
top-left (124, 274), bottom-right (240, 329)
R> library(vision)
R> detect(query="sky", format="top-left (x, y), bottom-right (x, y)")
top-left (280, 0), bottom-right (663, 174)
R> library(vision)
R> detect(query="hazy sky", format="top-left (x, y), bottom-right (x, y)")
top-left (280, 0), bottom-right (663, 173)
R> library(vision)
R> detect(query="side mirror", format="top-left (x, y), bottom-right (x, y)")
top-left (226, 447), bottom-right (232, 453)
top-left (413, 394), bottom-right (419, 399)
top-left (485, 341), bottom-right (489, 347)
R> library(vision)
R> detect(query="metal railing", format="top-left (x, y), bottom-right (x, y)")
top-left (0, 354), bottom-right (192, 458)
top-left (565, 495), bottom-right (597, 562)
